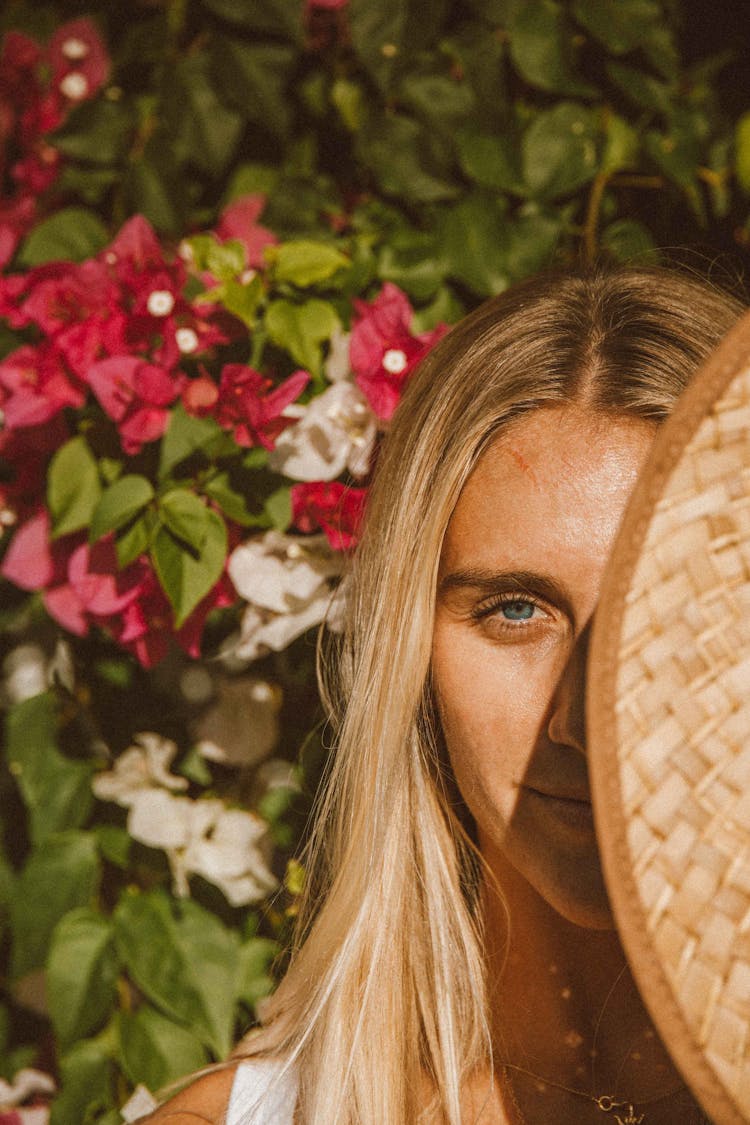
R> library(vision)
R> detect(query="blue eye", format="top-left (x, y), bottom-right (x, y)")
top-left (501, 600), bottom-right (536, 621)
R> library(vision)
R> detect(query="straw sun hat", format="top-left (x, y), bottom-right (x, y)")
top-left (588, 308), bottom-right (750, 1125)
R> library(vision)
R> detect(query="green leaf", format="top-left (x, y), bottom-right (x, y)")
top-left (210, 241), bottom-right (247, 282)
top-left (94, 825), bottom-right (132, 868)
top-left (50, 1039), bottom-right (114, 1125)
top-left (125, 154), bottom-right (185, 236)
top-left (114, 890), bottom-right (240, 1056)
top-left (455, 129), bottom-right (526, 194)
top-left (378, 231), bottom-right (445, 302)
top-left (606, 62), bottom-right (672, 116)
top-left (601, 113), bottom-right (639, 174)
top-left (736, 113), bottom-right (750, 195)
top-left (237, 937), bottom-right (279, 1009)
top-left (357, 114), bottom-right (459, 203)
top-left (211, 38), bottom-right (295, 137)
top-left (47, 908), bottom-right (119, 1048)
top-left (272, 240), bottom-right (349, 287)
top-left (265, 298), bottom-right (339, 376)
top-left (349, 0), bottom-right (408, 92)
top-left (572, 0), bottom-right (665, 57)
top-left (264, 486), bottom-right (292, 532)
top-left (18, 208), bottom-right (109, 267)
top-left (159, 489), bottom-right (213, 551)
top-left (208, 275), bottom-right (264, 328)
top-left (223, 161), bottom-right (280, 202)
top-left (10, 830), bottom-right (100, 977)
top-left (200, 0), bottom-right (304, 40)
top-left (522, 103), bottom-right (599, 199)
top-left (47, 436), bottom-right (102, 538)
top-left (5, 694), bottom-right (94, 847)
top-left (151, 505), bottom-right (228, 627)
top-left (90, 475), bottom-right (155, 543)
top-left (159, 404), bottom-right (225, 479)
top-left (115, 514), bottom-right (152, 568)
top-left (398, 72), bottom-right (475, 128)
top-left (118, 1007), bottom-right (209, 1091)
top-left (509, 0), bottom-right (596, 97)
top-left (331, 78), bottom-right (365, 132)
top-left (438, 194), bottom-right (511, 296)
top-left (52, 99), bottom-right (134, 165)
top-left (505, 207), bottom-right (563, 281)
top-left (645, 127), bottom-right (704, 219)
top-left (163, 55), bottom-right (244, 176)
top-left (601, 218), bottom-right (659, 263)
top-left (203, 472), bottom-right (265, 527)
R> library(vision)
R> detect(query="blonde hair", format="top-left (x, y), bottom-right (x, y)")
top-left (240, 267), bottom-right (743, 1123)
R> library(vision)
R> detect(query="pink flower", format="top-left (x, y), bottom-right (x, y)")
top-left (87, 356), bottom-right (183, 453)
top-left (291, 481), bottom-right (367, 550)
top-left (349, 283), bottom-right (448, 421)
top-left (215, 365), bottom-right (309, 449)
top-left (48, 18), bottom-right (110, 105)
top-left (0, 511), bottom-right (143, 636)
top-left (113, 567), bottom-right (234, 668)
top-left (215, 195), bottom-right (278, 270)
top-left (0, 343), bottom-right (85, 429)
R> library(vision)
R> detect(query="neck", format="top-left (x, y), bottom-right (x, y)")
top-left (481, 840), bottom-right (683, 1105)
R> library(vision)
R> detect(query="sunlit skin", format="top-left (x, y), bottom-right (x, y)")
top-left (432, 406), bottom-right (703, 1123)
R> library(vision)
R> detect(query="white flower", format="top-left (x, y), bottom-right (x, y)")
top-left (324, 327), bottom-right (351, 383)
top-left (176, 326), bottom-right (199, 353)
top-left (127, 791), bottom-right (276, 906)
top-left (146, 290), bottom-right (175, 317)
top-left (59, 71), bottom-right (89, 100)
top-left (193, 676), bottom-right (282, 767)
top-left (61, 37), bottom-right (90, 60)
top-left (3, 644), bottom-right (48, 704)
top-left (226, 530), bottom-right (344, 663)
top-left (269, 381), bottom-right (377, 481)
top-left (0, 1068), bottom-right (55, 1120)
top-left (92, 732), bottom-right (188, 807)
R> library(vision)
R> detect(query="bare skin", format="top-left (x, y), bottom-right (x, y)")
top-left (148, 406), bottom-right (705, 1123)
top-left (432, 406), bottom-right (703, 1123)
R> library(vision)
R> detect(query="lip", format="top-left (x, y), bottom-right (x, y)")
top-left (525, 787), bottom-right (595, 831)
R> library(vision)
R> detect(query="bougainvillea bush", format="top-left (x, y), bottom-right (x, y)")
top-left (1, 1), bottom-right (750, 1121)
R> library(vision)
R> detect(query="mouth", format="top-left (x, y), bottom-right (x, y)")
top-left (525, 787), bottom-right (595, 831)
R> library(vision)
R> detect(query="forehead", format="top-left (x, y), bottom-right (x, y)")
top-left (440, 406), bottom-right (655, 580)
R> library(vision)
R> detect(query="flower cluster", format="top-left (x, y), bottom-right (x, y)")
top-left (92, 732), bottom-right (279, 905)
top-left (0, 19), bottom-right (110, 267)
top-left (0, 203), bottom-right (448, 668)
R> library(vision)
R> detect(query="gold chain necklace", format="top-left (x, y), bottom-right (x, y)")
top-left (501, 1062), bottom-right (689, 1125)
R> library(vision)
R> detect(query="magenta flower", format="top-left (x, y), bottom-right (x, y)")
top-left (215, 364), bottom-right (309, 449)
top-left (48, 18), bottom-right (110, 105)
top-left (0, 342), bottom-right (85, 429)
top-left (215, 195), bottom-right (278, 270)
top-left (349, 283), bottom-right (448, 421)
top-left (0, 510), bottom-right (143, 636)
top-left (87, 356), bottom-right (183, 453)
top-left (291, 481), bottom-right (367, 551)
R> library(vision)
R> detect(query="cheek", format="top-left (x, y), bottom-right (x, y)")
top-left (432, 636), bottom-right (545, 814)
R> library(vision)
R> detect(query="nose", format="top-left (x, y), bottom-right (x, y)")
top-left (546, 622), bottom-right (590, 756)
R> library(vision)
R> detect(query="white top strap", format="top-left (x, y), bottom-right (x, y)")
top-left (226, 1059), bottom-right (298, 1125)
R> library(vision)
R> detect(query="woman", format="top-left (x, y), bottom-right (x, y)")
top-left (148, 266), bottom-right (743, 1124)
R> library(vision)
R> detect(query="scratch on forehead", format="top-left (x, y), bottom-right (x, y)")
top-left (509, 446), bottom-right (539, 485)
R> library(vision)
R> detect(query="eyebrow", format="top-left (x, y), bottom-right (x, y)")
top-left (437, 568), bottom-right (575, 620)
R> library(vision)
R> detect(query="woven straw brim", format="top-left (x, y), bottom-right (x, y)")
top-left (588, 309), bottom-right (750, 1125)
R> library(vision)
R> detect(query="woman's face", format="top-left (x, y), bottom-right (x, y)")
top-left (432, 406), bottom-right (654, 929)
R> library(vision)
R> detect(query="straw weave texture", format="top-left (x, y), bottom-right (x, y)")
top-left (611, 360), bottom-right (750, 1121)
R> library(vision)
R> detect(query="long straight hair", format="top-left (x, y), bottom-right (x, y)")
top-left (239, 268), bottom-right (743, 1123)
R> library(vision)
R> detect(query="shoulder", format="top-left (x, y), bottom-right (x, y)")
top-left (141, 1058), bottom-right (297, 1125)
top-left (141, 1065), bottom-right (237, 1124)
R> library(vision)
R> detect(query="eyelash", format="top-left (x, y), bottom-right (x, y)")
top-left (471, 592), bottom-right (549, 630)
